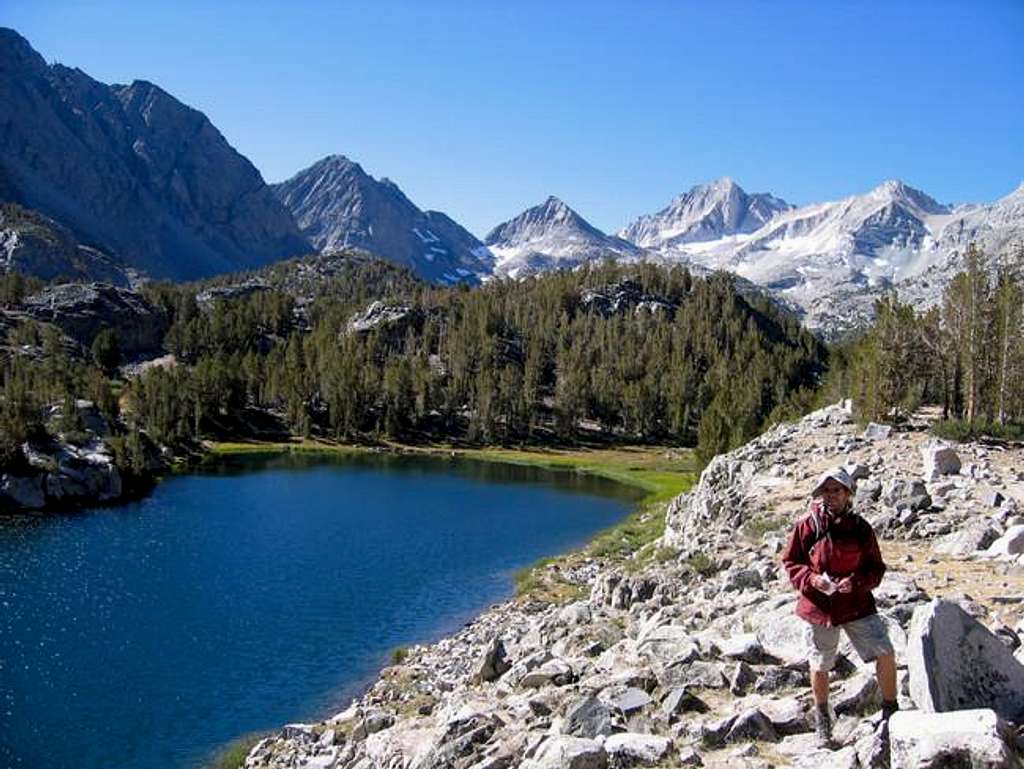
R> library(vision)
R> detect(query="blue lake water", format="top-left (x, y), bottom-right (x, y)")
top-left (0, 452), bottom-right (640, 769)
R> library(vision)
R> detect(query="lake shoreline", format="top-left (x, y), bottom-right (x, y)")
top-left (204, 440), bottom-right (695, 769)
top-left (4, 447), bottom-right (673, 769)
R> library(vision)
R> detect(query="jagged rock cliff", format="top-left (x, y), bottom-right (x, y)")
top-left (0, 28), bottom-right (308, 280)
top-left (272, 155), bottom-right (493, 284)
top-left (20, 282), bottom-right (168, 357)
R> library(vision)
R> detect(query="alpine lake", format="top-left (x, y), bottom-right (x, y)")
top-left (0, 449), bottom-right (654, 769)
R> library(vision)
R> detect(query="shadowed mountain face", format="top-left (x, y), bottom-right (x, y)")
top-left (272, 155), bottom-right (494, 284)
top-left (0, 202), bottom-right (131, 285)
top-left (0, 28), bottom-right (309, 281)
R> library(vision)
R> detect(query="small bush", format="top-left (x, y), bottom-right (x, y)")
top-left (685, 552), bottom-right (719, 577)
top-left (391, 646), bottom-right (410, 664)
top-left (652, 545), bottom-right (680, 563)
top-left (91, 328), bottom-right (121, 374)
top-left (931, 419), bottom-right (1024, 442)
top-left (741, 514), bottom-right (789, 540)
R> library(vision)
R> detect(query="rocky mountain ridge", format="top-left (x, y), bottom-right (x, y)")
top-left (618, 178), bottom-right (792, 249)
top-left (243, 403), bottom-right (1024, 769)
top-left (0, 27), bottom-right (308, 281)
top-left (272, 156), bottom-right (493, 285)
top-left (618, 179), bottom-right (1024, 338)
top-left (2, 26), bottom-right (1020, 337)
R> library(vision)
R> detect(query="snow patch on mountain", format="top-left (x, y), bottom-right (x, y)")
top-left (618, 177), bottom-right (791, 248)
top-left (484, 196), bottom-right (643, 278)
top-left (272, 155), bottom-right (493, 284)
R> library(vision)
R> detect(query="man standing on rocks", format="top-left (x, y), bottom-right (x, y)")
top-left (781, 466), bottom-right (899, 747)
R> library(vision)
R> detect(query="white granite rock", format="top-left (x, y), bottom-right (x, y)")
top-left (921, 442), bottom-right (961, 480)
top-left (603, 733), bottom-right (672, 765)
top-left (907, 599), bottom-right (1024, 721)
top-left (889, 709), bottom-right (1018, 769)
top-left (521, 735), bottom-right (607, 769)
top-left (983, 525), bottom-right (1024, 559)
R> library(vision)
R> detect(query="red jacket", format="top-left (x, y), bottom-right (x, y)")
top-left (781, 501), bottom-right (886, 627)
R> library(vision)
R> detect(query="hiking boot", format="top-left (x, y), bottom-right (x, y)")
top-left (815, 704), bottom-right (834, 749)
top-left (881, 699), bottom-right (899, 721)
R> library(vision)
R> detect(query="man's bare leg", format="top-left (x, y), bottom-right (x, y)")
top-left (876, 652), bottom-right (899, 720)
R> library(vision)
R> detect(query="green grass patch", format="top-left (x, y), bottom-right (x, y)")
top-left (458, 446), bottom-right (695, 504)
top-left (391, 645), bottom-right (410, 664)
top-left (209, 732), bottom-right (263, 769)
top-left (740, 513), bottom-right (790, 541)
top-left (207, 439), bottom-right (370, 457)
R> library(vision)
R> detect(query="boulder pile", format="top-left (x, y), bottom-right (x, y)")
top-left (0, 399), bottom-right (163, 511)
top-left (244, 403), bottom-right (1024, 768)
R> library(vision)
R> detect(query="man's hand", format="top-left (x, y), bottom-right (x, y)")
top-left (835, 576), bottom-right (854, 593)
top-left (810, 574), bottom-right (834, 594)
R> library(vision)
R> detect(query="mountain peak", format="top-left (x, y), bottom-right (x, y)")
top-left (1, 28), bottom-right (308, 280)
top-left (312, 154), bottom-right (364, 175)
top-left (272, 154), bottom-right (491, 284)
top-left (619, 177), bottom-right (790, 248)
top-left (484, 198), bottom-right (638, 278)
top-left (872, 178), bottom-right (912, 196)
top-left (868, 179), bottom-right (948, 215)
top-left (0, 27), bottom-right (48, 74)
top-left (539, 195), bottom-right (579, 221)
top-left (484, 196), bottom-right (598, 247)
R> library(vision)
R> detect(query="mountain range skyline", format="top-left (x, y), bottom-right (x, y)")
top-left (274, 152), bottom-right (1021, 248)
top-left (2, 23), bottom-right (1022, 341)
top-left (3, 1), bottom-right (1021, 237)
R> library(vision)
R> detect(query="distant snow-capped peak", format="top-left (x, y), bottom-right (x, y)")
top-left (618, 177), bottom-right (792, 249)
top-left (484, 197), bottom-right (640, 278)
top-left (484, 196), bottom-right (605, 246)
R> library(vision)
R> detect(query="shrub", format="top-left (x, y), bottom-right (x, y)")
top-left (741, 514), bottom-right (789, 540)
top-left (91, 328), bottom-right (121, 374)
top-left (931, 419), bottom-right (1024, 442)
top-left (685, 552), bottom-right (719, 577)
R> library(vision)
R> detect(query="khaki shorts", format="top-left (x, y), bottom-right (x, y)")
top-left (805, 613), bottom-right (894, 672)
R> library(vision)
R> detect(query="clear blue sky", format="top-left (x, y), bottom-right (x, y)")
top-left (3, 0), bottom-right (1022, 237)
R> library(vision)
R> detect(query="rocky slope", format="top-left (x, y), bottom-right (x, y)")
top-left (243, 403), bottom-right (1024, 769)
top-left (0, 28), bottom-right (308, 281)
top-left (485, 197), bottom-right (643, 279)
top-left (20, 282), bottom-right (168, 358)
top-left (272, 156), bottom-right (493, 284)
top-left (0, 203), bottom-right (132, 286)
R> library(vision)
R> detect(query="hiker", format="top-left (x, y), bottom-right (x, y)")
top-left (781, 466), bottom-right (898, 746)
